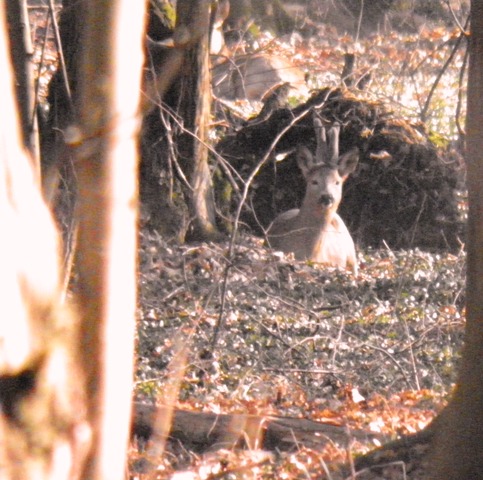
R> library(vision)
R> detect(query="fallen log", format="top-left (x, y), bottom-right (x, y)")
top-left (132, 402), bottom-right (381, 453)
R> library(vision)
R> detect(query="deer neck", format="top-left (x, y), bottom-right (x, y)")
top-left (297, 200), bottom-right (335, 226)
top-left (294, 203), bottom-right (336, 244)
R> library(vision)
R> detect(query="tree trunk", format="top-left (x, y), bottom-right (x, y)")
top-left (72, 1), bottom-right (145, 478)
top-left (1, 0), bottom-right (144, 477)
top-left (6, 0), bottom-right (39, 169)
top-left (175, 0), bottom-right (219, 241)
top-left (0, 4), bottom-right (88, 478)
top-left (427, 2), bottom-right (483, 477)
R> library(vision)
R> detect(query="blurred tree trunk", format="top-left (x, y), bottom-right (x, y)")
top-left (72, 0), bottom-right (145, 478)
top-left (427, 2), bottom-right (483, 477)
top-left (0, 0), bottom-right (145, 478)
top-left (6, 0), bottom-right (39, 169)
top-left (0, 4), bottom-right (88, 478)
top-left (175, 0), bottom-right (219, 241)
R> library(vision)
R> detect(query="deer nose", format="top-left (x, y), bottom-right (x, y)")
top-left (319, 194), bottom-right (334, 207)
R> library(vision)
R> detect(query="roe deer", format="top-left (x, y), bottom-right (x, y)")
top-left (267, 119), bottom-right (359, 274)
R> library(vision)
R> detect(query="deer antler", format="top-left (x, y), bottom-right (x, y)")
top-left (327, 123), bottom-right (340, 165)
top-left (313, 116), bottom-right (328, 164)
top-left (313, 115), bottom-right (341, 167)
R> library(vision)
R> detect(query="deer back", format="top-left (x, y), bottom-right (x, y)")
top-left (267, 120), bottom-right (359, 274)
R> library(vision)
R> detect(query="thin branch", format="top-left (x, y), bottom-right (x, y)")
top-left (344, 331), bottom-right (413, 390)
top-left (355, 0), bottom-right (364, 44)
top-left (455, 25), bottom-right (470, 138)
top-left (48, 0), bottom-right (74, 111)
top-left (443, 0), bottom-right (468, 34)
top-left (31, 9), bottom-right (50, 128)
top-left (261, 367), bottom-right (338, 375)
top-left (153, 100), bottom-right (244, 200)
top-left (420, 25), bottom-right (467, 122)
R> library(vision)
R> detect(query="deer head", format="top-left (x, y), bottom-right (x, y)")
top-left (296, 118), bottom-right (359, 219)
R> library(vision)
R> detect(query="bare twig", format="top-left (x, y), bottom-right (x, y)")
top-left (420, 26), bottom-right (467, 122)
top-left (153, 100), bottom-right (243, 200)
top-left (344, 331), bottom-right (413, 390)
top-left (48, 0), bottom-right (74, 110)
top-left (443, 0), bottom-right (468, 34)
top-left (261, 367), bottom-right (338, 375)
top-left (31, 8), bottom-right (50, 129)
top-left (455, 21), bottom-right (470, 138)
top-left (409, 192), bottom-right (427, 247)
top-left (355, 0), bottom-right (364, 44)
top-left (330, 315), bottom-right (347, 367)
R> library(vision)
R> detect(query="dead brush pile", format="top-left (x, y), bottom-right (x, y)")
top-left (217, 87), bottom-right (465, 251)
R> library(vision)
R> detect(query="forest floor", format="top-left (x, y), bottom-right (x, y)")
top-left (127, 10), bottom-right (471, 480)
top-left (130, 6), bottom-right (468, 478)
top-left (27, 2), bottom-right (468, 478)
top-left (133, 231), bottom-right (465, 478)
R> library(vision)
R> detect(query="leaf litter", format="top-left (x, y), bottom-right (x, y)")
top-left (134, 229), bottom-right (464, 477)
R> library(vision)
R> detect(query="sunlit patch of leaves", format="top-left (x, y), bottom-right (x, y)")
top-left (229, 22), bottom-right (467, 145)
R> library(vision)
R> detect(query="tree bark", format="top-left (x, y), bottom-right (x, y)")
top-left (427, 2), bottom-right (483, 477)
top-left (72, 1), bottom-right (145, 479)
top-left (175, 0), bottom-right (219, 241)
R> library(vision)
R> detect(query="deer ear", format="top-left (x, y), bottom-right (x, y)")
top-left (338, 148), bottom-right (359, 178)
top-left (296, 146), bottom-right (315, 176)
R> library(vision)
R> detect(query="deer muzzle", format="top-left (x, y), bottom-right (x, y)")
top-left (318, 194), bottom-right (334, 207)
